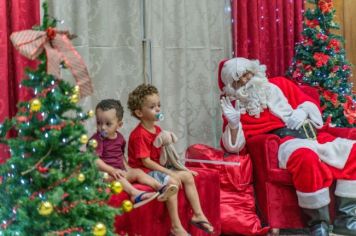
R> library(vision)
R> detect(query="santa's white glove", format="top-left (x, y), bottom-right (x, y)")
top-left (220, 97), bottom-right (241, 129)
top-left (286, 109), bottom-right (308, 130)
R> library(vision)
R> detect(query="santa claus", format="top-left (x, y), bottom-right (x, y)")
top-left (219, 57), bottom-right (356, 236)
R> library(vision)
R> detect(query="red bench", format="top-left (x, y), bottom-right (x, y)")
top-left (108, 167), bottom-right (221, 236)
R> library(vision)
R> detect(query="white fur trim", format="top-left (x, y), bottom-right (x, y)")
top-left (297, 187), bottom-right (330, 209)
top-left (297, 102), bottom-right (323, 128)
top-left (335, 180), bottom-right (356, 198)
top-left (266, 83), bottom-right (294, 123)
top-left (221, 58), bottom-right (267, 91)
top-left (221, 123), bottom-right (246, 153)
top-left (266, 86), bottom-right (323, 128)
top-left (278, 138), bottom-right (355, 169)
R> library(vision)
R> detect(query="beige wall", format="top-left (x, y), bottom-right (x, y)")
top-left (306, 0), bottom-right (356, 88)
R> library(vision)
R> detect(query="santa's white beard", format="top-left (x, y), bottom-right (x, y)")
top-left (224, 76), bottom-right (269, 118)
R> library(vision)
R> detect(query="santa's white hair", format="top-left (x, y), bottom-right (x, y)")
top-left (221, 57), bottom-right (270, 117)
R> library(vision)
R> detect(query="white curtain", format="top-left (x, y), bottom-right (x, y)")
top-left (45, 0), bottom-right (232, 154)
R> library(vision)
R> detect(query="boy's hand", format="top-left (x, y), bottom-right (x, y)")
top-left (110, 169), bottom-right (126, 180)
top-left (117, 169), bottom-right (127, 178)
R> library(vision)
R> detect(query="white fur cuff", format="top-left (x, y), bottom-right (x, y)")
top-left (221, 124), bottom-right (246, 153)
top-left (335, 180), bottom-right (356, 198)
top-left (297, 188), bottom-right (330, 209)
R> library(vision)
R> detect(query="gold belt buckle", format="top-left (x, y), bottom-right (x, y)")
top-left (302, 121), bottom-right (316, 140)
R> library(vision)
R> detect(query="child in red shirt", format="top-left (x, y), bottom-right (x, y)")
top-left (127, 85), bottom-right (214, 235)
top-left (90, 99), bottom-right (177, 208)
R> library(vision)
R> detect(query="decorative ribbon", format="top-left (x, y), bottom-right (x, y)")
top-left (10, 28), bottom-right (93, 97)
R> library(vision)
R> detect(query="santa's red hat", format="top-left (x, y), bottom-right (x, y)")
top-left (218, 57), bottom-right (267, 91)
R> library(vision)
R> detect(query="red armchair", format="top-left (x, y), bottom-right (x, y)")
top-left (108, 167), bottom-right (221, 236)
top-left (246, 85), bottom-right (356, 232)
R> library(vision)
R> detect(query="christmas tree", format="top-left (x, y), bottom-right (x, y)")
top-left (0, 2), bottom-right (128, 235)
top-left (287, 0), bottom-right (355, 127)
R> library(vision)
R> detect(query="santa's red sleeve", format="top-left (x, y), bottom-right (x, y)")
top-left (269, 77), bottom-right (321, 110)
top-left (269, 77), bottom-right (323, 128)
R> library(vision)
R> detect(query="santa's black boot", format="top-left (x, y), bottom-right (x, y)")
top-left (333, 196), bottom-right (356, 235)
top-left (302, 205), bottom-right (330, 236)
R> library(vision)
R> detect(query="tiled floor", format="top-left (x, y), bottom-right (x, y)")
top-left (222, 228), bottom-right (345, 235)
top-left (279, 232), bottom-right (342, 236)
top-left (278, 228), bottom-right (344, 236)
top-left (280, 234), bottom-right (342, 236)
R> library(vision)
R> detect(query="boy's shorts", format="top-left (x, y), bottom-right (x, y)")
top-left (148, 170), bottom-right (170, 185)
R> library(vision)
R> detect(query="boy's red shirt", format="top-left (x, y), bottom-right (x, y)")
top-left (128, 123), bottom-right (162, 173)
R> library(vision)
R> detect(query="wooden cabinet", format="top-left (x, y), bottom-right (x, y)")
top-left (344, 0), bottom-right (356, 87)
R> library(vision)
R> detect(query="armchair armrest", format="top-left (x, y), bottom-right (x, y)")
top-left (322, 127), bottom-right (356, 140)
top-left (246, 134), bottom-right (281, 171)
top-left (247, 134), bottom-right (294, 185)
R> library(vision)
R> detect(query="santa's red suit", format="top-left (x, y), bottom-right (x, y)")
top-left (219, 57), bottom-right (356, 235)
top-left (222, 76), bottom-right (356, 209)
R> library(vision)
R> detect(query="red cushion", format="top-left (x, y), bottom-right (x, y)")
top-left (185, 144), bottom-right (270, 235)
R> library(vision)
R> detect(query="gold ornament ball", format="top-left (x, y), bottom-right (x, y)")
top-left (92, 222), bottom-right (107, 236)
top-left (80, 134), bottom-right (89, 144)
top-left (30, 99), bottom-right (41, 112)
top-left (70, 94), bottom-right (79, 104)
top-left (38, 201), bottom-right (53, 216)
top-left (110, 180), bottom-right (123, 194)
top-left (77, 173), bottom-right (86, 182)
top-left (89, 139), bottom-right (98, 149)
top-left (88, 110), bottom-right (95, 118)
top-left (121, 200), bottom-right (133, 213)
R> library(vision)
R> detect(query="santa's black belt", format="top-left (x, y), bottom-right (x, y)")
top-left (270, 122), bottom-right (317, 140)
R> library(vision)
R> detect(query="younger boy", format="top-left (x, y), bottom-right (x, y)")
top-left (90, 99), bottom-right (178, 207)
top-left (127, 85), bottom-right (214, 235)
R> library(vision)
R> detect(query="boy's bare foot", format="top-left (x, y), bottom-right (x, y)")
top-left (170, 226), bottom-right (189, 236)
top-left (131, 191), bottom-right (159, 208)
top-left (190, 214), bottom-right (214, 234)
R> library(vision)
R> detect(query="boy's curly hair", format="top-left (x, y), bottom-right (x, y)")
top-left (127, 84), bottom-right (159, 118)
top-left (96, 99), bottom-right (124, 120)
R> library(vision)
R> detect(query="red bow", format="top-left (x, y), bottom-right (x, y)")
top-left (10, 28), bottom-right (93, 97)
top-left (318, 0), bottom-right (333, 14)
